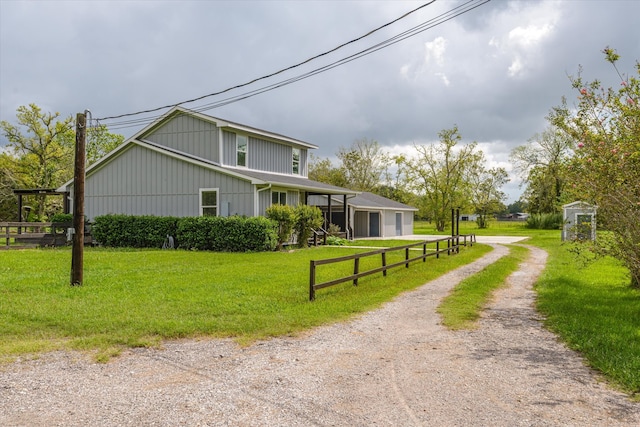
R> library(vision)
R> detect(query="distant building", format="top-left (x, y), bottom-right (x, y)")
top-left (562, 201), bottom-right (597, 241)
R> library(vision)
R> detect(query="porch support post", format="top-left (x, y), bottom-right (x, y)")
top-left (327, 194), bottom-right (332, 229)
top-left (17, 194), bottom-right (23, 222)
top-left (343, 194), bottom-right (348, 235)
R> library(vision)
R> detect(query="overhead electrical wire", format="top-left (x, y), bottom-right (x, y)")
top-left (97, 0), bottom-right (490, 130)
top-left (97, 0), bottom-right (436, 123)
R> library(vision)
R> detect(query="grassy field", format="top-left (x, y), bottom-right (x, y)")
top-left (526, 232), bottom-right (640, 396)
top-left (0, 243), bottom-right (490, 362)
top-left (414, 219), bottom-right (536, 236)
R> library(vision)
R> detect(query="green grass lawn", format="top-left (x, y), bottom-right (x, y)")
top-left (527, 233), bottom-right (640, 396)
top-left (0, 243), bottom-right (490, 362)
top-left (3, 222), bottom-right (639, 396)
top-left (414, 219), bottom-right (536, 237)
top-left (437, 245), bottom-right (530, 329)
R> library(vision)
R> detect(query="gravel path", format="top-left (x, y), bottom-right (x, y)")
top-left (1, 244), bottom-right (638, 426)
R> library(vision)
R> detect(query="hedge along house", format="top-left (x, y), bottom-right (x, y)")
top-left (57, 106), bottom-right (357, 233)
top-left (308, 192), bottom-right (418, 238)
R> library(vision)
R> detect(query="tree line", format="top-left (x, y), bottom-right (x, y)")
top-left (309, 130), bottom-right (509, 232)
top-left (0, 104), bottom-right (124, 221)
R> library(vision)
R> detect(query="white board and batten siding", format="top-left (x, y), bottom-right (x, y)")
top-left (222, 130), bottom-right (308, 175)
top-left (75, 144), bottom-right (255, 220)
top-left (145, 113), bottom-right (220, 164)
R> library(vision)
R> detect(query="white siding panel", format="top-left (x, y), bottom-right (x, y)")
top-left (83, 144), bottom-right (255, 220)
top-left (144, 114), bottom-right (220, 163)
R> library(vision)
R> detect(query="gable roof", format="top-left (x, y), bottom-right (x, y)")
top-left (313, 192), bottom-right (416, 211)
top-left (562, 201), bottom-right (597, 209)
top-left (132, 106), bottom-right (318, 150)
top-left (349, 192), bottom-right (417, 211)
top-left (232, 168), bottom-right (358, 195)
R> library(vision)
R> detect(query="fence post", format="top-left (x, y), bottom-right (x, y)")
top-left (382, 251), bottom-right (387, 276)
top-left (309, 260), bottom-right (316, 301)
top-left (353, 257), bottom-right (359, 286)
top-left (423, 243), bottom-right (426, 262)
top-left (436, 240), bottom-right (440, 259)
top-left (405, 247), bottom-right (409, 268)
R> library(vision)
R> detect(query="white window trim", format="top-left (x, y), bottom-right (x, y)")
top-left (271, 190), bottom-right (287, 206)
top-left (292, 147), bottom-right (300, 175)
top-left (199, 187), bottom-right (219, 217)
top-left (236, 134), bottom-right (248, 168)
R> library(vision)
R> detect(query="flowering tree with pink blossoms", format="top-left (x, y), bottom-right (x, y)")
top-left (550, 47), bottom-right (640, 288)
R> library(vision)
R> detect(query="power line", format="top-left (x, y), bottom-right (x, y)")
top-left (96, 1), bottom-right (437, 122)
top-left (99, 0), bottom-right (490, 131)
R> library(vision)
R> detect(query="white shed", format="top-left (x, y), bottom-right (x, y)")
top-left (562, 201), bottom-right (597, 241)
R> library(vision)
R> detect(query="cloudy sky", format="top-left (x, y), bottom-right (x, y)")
top-left (1, 0), bottom-right (639, 202)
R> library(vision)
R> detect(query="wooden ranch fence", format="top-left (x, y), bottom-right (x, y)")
top-left (0, 222), bottom-right (73, 249)
top-left (309, 234), bottom-right (476, 301)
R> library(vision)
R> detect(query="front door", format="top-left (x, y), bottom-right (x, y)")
top-left (369, 212), bottom-right (380, 237)
top-left (395, 212), bottom-right (402, 236)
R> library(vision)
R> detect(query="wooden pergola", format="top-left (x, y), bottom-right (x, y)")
top-left (12, 188), bottom-right (70, 221)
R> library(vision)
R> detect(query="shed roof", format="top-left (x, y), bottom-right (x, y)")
top-left (563, 201), bottom-right (597, 209)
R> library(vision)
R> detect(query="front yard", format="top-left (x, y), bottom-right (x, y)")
top-left (1, 243), bottom-right (488, 362)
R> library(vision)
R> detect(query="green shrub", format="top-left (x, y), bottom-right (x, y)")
top-left (50, 213), bottom-right (73, 233)
top-left (92, 214), bottom-right (179, 248)
top-left (265, 204), bottom-right (295, 250)
top-left (525, 213), bottom-right (563, 230)
top-left (326, 235), bottom-right (348, 246)
top-left (50, 213), bottom-right (72, 224)
top-left (294, 205), bottom-right (323, 248)
top-left (176, 215), bottom-right (277, 252)
top-left (327, 223), bottom-right (342, 236)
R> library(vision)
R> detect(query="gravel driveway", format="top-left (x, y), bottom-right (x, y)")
top-left (1, 244), bottom-right (638, 426)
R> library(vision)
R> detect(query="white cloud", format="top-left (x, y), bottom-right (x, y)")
top-left (399, 36), bottom-right (449, 85)
top-left (487, 1), bottom-right (560, 78)
top-left (435, 72), bottom-right (451, 87)
top-left (424, 36), bottom-right (447, 67)
top-left (508, 23), bottom-right (554, 48)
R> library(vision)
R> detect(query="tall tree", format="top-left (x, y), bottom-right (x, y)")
top-left (550, 47), bottom-right (640, 288)
top-left (1, 104), bottom-right (74, 219)
top-left (510, 126), bottom-right (574, 213)
top-left (0, 152), bottom-right (19, 221)
top-left (399, 126), bottom-right (481, 231)
top-left (307, 153), bottom-right (348, 188)
top-left (468, 159), bottom-right (509, 228)
top-left (337, 138), bottom-right (391, 192)
top-left (1, 104), bottom-right (124, 220)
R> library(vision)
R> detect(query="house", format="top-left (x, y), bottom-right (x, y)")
top-left (308, 192), bottom-right (417, 238)
top-left (58, 107), bottom-right (416, 238)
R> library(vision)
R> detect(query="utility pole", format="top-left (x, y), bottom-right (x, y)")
top-left (71, 112), bottom-right (86, 286)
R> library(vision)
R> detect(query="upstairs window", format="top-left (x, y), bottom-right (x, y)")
top-left (200, 189), bottom-right (218, 216)
top-left (272, 191), bottom-right (287, 205)
top-left (292, 148), bottom-right (300, 175)
top-left (237, 135), bottom-right (248, 167)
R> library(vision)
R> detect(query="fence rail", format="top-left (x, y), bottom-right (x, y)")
top-left (1, 222), bottom-right (72, 249)
top-left (309, 234), bottom-right (475, 300)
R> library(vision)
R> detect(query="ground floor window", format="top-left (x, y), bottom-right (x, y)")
top-left (200, 188), bottom-right (218, 216)
top-left (272, 190), bottom-right (287, 205)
